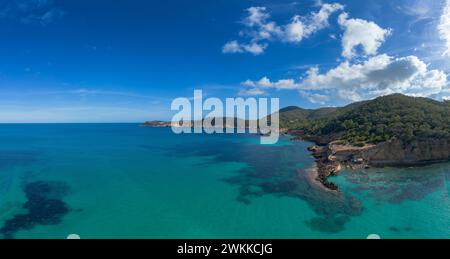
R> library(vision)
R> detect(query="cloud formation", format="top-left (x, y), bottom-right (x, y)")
top-left (300, 54), bottom-right (447, 100)
top-left (223, 3), bottom-right (343, 55)
top-left (242, 76), bottom-right (298, 90)
top-left (238, 87), bottom-right (265, 96)
top-left (337, 12), bottom-right (391, 59)
top-left (439, 0), bottom-right (450, 56)
top-left (242, 54), bottom-right (448, 101)
top-left (236, 2), bottom-right (450, 104)
top-left (299, 91), bottom-right (330, 104)
top-left (222, 40), bottom-right (267, 55)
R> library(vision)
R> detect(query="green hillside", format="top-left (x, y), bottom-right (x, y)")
top-left (280, 94), bottom-right (450, 145)
top-left (278, 106), bottom-right (338, 129)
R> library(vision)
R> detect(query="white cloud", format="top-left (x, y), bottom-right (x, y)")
top-left (284, 15), bottom-right (305, 43)
top-left (283, 3), bottom-right (344, 43)
top-left (222, 41), bottom-right (267, 55)
top-left (242, 76), bottom-right (298, 90)
top-left (338, 12), bottom-right (391, 59)
top-left (308, 3), bottom-right (344, 33)
top-left (223, 3), bottom-right (343, 55)
top-left (439, 0), bottom-right (450, 56)
top-left (222, 40), bottom-right (242, 53)
top-left (243, 6), bottom-right (269, 27)
top-left (241, 79), bottom-right (256, 87)
top-left (299, 91), bottom-right (330, 104)
top-left (238, 88), bottom-right (266, 96)
top-left (242, 54), bottom-right (449, 103)
top-left (301, 54), bottom-right (448, 100)
top-left (233, 2), bottom-right (450, 104)
top-left (242, 42), bottom-right (267, 55)
top-left (256, 76), bottom-right (273, 87)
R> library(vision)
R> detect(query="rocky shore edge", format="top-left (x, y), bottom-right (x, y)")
top-left (292, 134), bottom-right (450, 192)
top-left (304, 145), bottom-right (365, 192)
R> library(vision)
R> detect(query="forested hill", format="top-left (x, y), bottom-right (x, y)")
top-left (280, 94), bottom-right (450, 145)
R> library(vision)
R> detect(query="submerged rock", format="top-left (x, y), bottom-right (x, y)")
top-left (0, 181), bottom-right (70, 239)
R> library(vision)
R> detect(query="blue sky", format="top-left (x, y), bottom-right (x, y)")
top-left (0, 0), bottom-right (449, 122)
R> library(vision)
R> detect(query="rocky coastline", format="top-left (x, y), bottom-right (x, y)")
top-left (297, 135), bottom-right (450, 192)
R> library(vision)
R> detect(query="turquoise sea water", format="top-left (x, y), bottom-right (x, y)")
top-left (0, 124), bottom-right (448, 239)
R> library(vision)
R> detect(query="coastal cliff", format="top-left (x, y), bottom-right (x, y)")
top-left (359, 138), bottom-right (450, 165)
top-left (304, 138), bottom-right (450, 191)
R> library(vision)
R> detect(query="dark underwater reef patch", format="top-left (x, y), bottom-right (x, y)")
top-left (167, 138), bottom-right (364, 233)
top-left (0, 181), bottom-right (70, 239)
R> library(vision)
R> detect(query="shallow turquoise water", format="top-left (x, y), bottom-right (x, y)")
top-left (0, 124), bottom-right (448, 238)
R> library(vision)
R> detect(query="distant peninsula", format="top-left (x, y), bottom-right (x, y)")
top-left (143, 120), bottom-right (173, 127)
top-left (143, 118), bottom-right (256, 129)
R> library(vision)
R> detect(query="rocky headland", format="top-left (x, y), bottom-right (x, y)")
top-left (301, 137), bottom-right (450, 192)
top-left (280, 94), bottom-right (450, 192)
